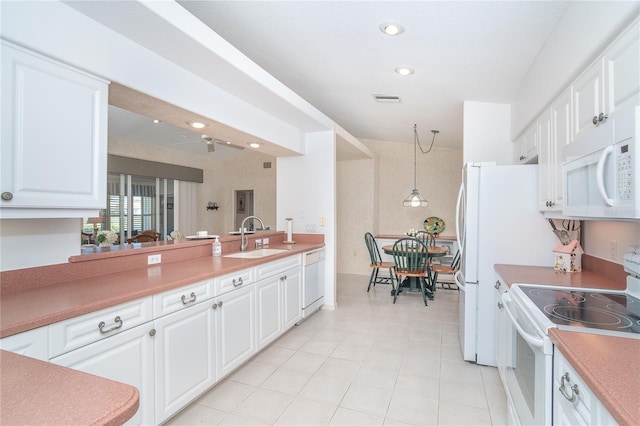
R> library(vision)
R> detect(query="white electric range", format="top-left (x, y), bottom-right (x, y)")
top-left (500, 246), bottom-right (640, 425)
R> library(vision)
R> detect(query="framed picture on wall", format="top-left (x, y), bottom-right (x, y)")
top-left (237, 193), bottom-right (246, 213)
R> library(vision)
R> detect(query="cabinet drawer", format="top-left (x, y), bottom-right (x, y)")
top-left (554, 350), bottom-right (594, 423)
top-left (255, 255), bottom-right (301, 280)
top-left (0, 326), bottom-right (49, 361)
top-left (153, 279), bottom-right (214, 318)
top-left (215, 268), bottom-right (255, 295)
top-left (49, 297), bottom-right (153, 358)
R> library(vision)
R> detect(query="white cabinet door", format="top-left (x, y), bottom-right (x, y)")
top-left (50, 323), bottom-right (155, 426)
top-left (216, 284), bottom-right (256, 378)
top-left (604, 19), bottom-right (640, 116)
top-left (255, 276), bottom-right (282, 350)
top-left (537, 108), bottom-right (554, 210)
top-left (513, 123), bottom-right (538, 164)
top-left (550, 89), bottom-right (572, 211)
top-left (572, 59), bottom-right (606, 142)
top-left (154, 301), bottom-right (216, 423)
top-left (0, 326), bottom-right (48, 361)
top-left (0, 41), bottom-right (108, 218)
top-left (282, 267), bottom-right (302, 330)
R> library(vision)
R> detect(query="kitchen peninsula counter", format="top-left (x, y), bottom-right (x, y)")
top-left (495, 261), bottom-right (637, 426)
top-left (1, 233), bottom-right (324, 338)
top-left (0, 349), bottom-right (139, 425)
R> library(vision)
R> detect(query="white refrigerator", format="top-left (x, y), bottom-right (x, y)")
top-left (454, 163), bottom-right (557, 366)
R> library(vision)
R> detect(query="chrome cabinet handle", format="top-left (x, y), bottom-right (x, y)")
top-left (497, 302), bottom-right (504, 309)
top-left (181, 292), bottom-right (197, 305)
top-left (545, 201), bottom-right (555, 207)
top-left (98, 316), bottom-right (123, 334)
top-left (1, 192), bottom-right (13, 201)
top-left (494, 281), bottom-right (500, 290)
top-left (232, 277), bottom-right (243, 287)
top-left (559, 372), bottom-right (579, 403)
top-left (592, 113), bottom-right (608, 126)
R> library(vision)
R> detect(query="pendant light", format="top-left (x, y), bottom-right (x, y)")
top-left (403, 124), bottom-right (439, 207)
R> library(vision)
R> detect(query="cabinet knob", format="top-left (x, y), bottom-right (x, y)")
top-left (494, 281), bottom-right (501, 290)
top-left (1, 192), bottom-right (13, 201)
top-left (212, 303), bottom-right (218, 310)
top-left (598, 112), bottom-right (608, 123)
top-left (497, 302), bottom-right (504, 309)
top-left (592, 115), bottom-right (599, 125)
top-left (218, 301), bottom-right (223, 308)
top-left (149, 329), bottom-right (156, 337)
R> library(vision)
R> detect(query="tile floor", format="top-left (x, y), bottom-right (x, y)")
top-left (166, 273), bottom-right (508, 425)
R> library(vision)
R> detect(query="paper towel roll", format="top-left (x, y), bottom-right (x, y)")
top-left (286, 219), bottom-right (293, 242)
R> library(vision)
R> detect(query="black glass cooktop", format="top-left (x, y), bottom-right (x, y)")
top-left (520, 287), bottom-right (640, 335)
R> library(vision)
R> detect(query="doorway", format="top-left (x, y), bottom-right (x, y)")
top-left (234, 190), bottom-right (254, 230)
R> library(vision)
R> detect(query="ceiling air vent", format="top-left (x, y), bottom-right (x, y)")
top-left (373, 94), bottom-right (401, 103)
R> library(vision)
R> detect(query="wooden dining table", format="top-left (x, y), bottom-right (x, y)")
top-left (381, 244), bottom-right (449, 295)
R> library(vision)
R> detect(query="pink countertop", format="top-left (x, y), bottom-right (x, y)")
top-left (1, 239), bottom-right (324, 338)
top-left (495, 262), bottom-right (637, 425)
top-left (0, 350), bottom-right (139, 425)
top-left (0, 234), bottom-right (323, 425)
top-left (550, 330), bottom-right (640, 426)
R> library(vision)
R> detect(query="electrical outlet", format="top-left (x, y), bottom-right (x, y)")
top-left (610, 241), bottom-right (617, 261)
top-left (148, 254), bottom-right (161, 265)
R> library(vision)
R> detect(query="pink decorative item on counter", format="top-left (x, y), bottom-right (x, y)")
top-left (553, 240), bottom-right (584, 272)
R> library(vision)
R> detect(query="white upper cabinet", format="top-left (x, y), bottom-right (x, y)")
top-left (0, 40), bottom-right (108, 218)
top-left (539, 88), bottom-right (572, 212)
top-left (572, 19), bottom-right (639, 143)
top-left (513, 121), bottom-right (539, 165)
top-left (605, 19), bottom-right (640, 117)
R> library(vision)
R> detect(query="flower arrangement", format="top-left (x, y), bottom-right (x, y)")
top-left (405, 228), bottom-right (417, 237)
top-left (96, 230), bottom-right (118, 246)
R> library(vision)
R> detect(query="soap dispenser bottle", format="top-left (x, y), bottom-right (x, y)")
top-left (212, 237), bottom-right (222, 257)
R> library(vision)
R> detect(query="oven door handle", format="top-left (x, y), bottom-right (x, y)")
top-left (502, 293), bottom-right (545, 349)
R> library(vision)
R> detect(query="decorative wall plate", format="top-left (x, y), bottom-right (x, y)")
top-left (423, 217), bottom-right (446, 234)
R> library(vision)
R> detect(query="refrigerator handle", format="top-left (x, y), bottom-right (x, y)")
top-left (455, 182), bottom-right (465, 256)
top-left (454, 271), bottom-right (465, 292)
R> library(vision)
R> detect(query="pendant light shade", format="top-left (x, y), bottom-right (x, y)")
top-left (403, 188), bottom-right (428, 207)
top-left (404, 124), bottom-right (438, 208)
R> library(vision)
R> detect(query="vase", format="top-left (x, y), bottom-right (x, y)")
top-left (99, 242), bottom-right (112, 248)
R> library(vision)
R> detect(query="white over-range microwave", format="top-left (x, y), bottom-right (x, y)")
top-left (562, 105), bottom-right (639, 219)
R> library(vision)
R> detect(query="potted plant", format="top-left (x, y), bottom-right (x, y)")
top-left (96, 230), bottom-right (118, 247)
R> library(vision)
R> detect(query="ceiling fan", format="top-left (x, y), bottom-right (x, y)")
top-left (174, 134), bottom-right (245, 152)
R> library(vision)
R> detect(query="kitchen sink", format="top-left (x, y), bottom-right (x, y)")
top-left (223, 248), bottom-right (288, 259)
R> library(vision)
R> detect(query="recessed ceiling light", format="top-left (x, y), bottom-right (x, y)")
top-left (380, 22), bottom-right (404, 36)
top-left (248, 142), bottom-right (262, 149)
top-left (395, 67), bottom-right (415, 76)
top-left (187, 121), bottom-right (207, 129)
top-left (152, 119), bottom-right (161, 124)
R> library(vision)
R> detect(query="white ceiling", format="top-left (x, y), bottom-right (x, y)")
top-left (176, 1), bottom-right (571, 149)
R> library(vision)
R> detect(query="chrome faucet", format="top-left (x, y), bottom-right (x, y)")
top-left (240, 215), bottom-right (265, 251)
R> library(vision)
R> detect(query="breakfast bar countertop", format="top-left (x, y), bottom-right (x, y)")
top-left (494, 262), bottom-right (638, 426)
top-left (0, 349), bottom-right (139, 425)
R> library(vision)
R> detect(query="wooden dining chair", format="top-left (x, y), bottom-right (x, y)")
top-left (127, 230), bottom-right (161, 244)
top-left (364, 232), bottom-right (396, 292)
top-left (391, 237), bottom-right (431, 305)
top-left (414, 231), bottom-right (435, 246)
top-left (431, 250), bottom-right (461, 290)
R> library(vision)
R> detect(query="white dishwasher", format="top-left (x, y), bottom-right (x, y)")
top-left (300, 248), bottom-right (325, 321)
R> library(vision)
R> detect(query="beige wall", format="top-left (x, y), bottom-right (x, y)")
top-left (337, 139), bottom-right (463, 275)
top-left (109, 138), bottom-right (276, 236)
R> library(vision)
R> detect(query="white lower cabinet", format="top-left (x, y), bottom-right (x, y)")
top-left (215, 283), bottom-right (256, 379)
top-left (154, 300), bottom-right (216, 424)
top-left (282, 267), bottom-right (302, 330)
top-left (0, 326), bottom-right (49, 361)
top-left (256, 276), bottom-right (283, 350)
top-left (553, 349), bottom-right (617, 425)
top-left (50, 323), bottom-right (156, 426)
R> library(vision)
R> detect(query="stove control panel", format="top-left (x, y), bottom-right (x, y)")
top-left (623, 245), bottom-right (640, 276)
